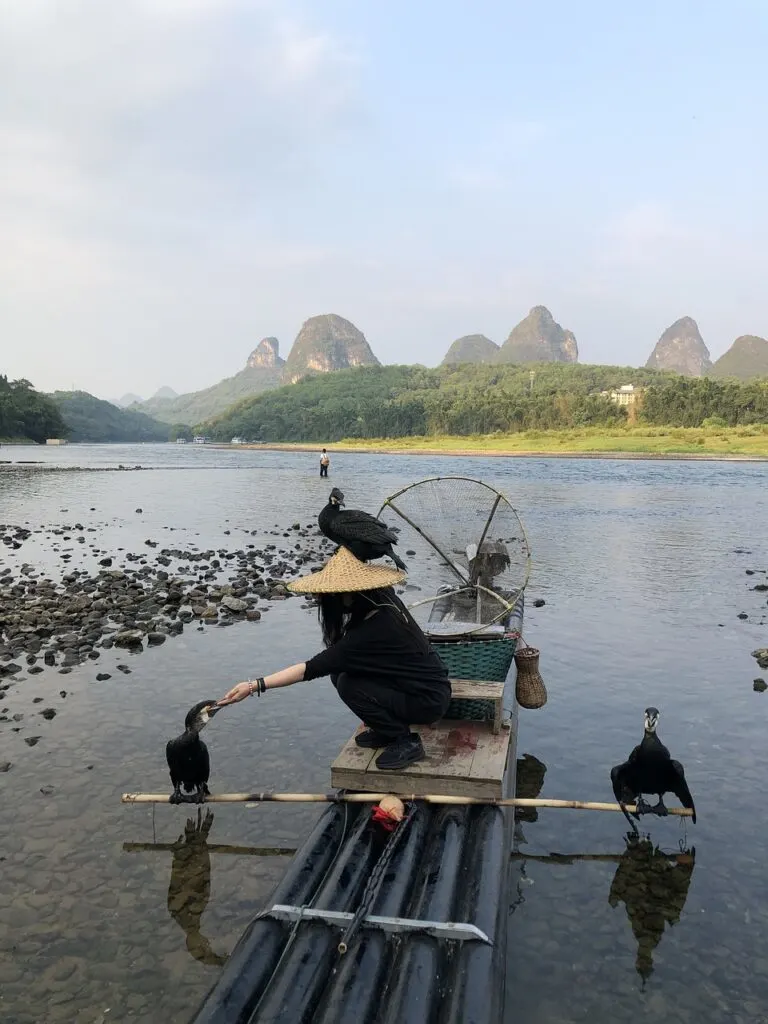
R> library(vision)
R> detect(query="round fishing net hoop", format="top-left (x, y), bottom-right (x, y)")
top-left (377, 476), bottom-right (531, 639)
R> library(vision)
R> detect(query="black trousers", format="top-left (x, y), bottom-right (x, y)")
top-left (320, 464), bottom-right (328, 477)
top-left (331, 673), bottom-right (446, 742)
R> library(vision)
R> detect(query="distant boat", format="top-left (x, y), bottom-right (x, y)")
top-left (192, 436), bottom-right (210, 445)
top-left (231, 437), bottom-right (246, 445)
top-left (175, 438), bottom-right (188, 444)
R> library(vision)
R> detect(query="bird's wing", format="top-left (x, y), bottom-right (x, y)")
top-left (199, 741), bottom-right (211, 785)
top-left (669, 760), bottom-right (696, 823)
top-left (611, 762), bottom-right (636, 802)
top-left (335, 509), bottom-right (398, 544)
top-left (626, 741), bottom-right (643, 765)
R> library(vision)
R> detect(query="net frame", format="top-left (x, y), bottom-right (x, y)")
top-left (378, 476), bottom-right (531, 639)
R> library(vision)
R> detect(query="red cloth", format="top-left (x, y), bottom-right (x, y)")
top-left (371, 806), bottom-right (400, 832)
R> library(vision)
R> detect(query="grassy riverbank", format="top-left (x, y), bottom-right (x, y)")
top-left (222, 425), bottom-right (768, 459)
top-left (340, 425), bottom-right (768, 457)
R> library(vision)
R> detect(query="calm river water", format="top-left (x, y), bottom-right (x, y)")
top-left (1, 445), bottom-right (767, 1024)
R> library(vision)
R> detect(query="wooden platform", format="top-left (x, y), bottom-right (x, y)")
top-left (330, 719), bottom-right (513, 799)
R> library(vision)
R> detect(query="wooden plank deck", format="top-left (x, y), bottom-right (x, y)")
top-left (330, 719), bottom-right (513, 799)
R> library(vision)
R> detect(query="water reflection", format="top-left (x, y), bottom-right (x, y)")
top-left (515, 752), bottom-right (548, 823)
top-left (122, 811), bottom-right (297, 969)
top-left (608, 834), bottom-right (696, 984)
top-left (166, 809), bottom-right (228, 967)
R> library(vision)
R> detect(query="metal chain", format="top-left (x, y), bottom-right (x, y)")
top-left (337, 804), bottom-right (414, 955)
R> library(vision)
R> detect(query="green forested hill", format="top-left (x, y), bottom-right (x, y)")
top-left (0, 376), bottom-right (67, 442)
top-left (201, 363), bottom-right (682, 441)
top-left (709, 336), bottom-right (768, 381)
top-left (202, 362), bottom-right (768, 442)
top-left (51, 392), bottom-right (172, 442)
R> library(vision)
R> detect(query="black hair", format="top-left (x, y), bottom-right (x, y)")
top-left (317, 587), bottom-right (430, 653)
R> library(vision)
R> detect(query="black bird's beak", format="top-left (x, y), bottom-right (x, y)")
top-left (206, 703), bottom-right (220, 718)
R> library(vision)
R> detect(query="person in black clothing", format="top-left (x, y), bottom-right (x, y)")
top-left (216, 546), bottom-right (450, 770)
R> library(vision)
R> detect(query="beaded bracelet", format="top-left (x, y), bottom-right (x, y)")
top-left (248, 677), bottom-right (266, 697)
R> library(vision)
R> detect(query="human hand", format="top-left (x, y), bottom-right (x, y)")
top-left (216, 682), bottom-right (251, 707)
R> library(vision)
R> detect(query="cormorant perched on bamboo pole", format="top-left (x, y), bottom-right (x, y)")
top-left (611, 707), bottom-right (696, 831)
top-left (318, 488), bottom-right (407, 570)
top-left (166, 701), bottom-right (219, 804)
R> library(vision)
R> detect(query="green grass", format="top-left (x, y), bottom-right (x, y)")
top-left (332, 425), bottom-right (768, 457)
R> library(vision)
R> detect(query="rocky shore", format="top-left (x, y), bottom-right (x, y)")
top-left (0, 518), bottom-right (334, 757)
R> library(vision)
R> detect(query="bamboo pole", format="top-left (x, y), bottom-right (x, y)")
top-left (122, 842), bottom-right (297, 855)
top-left (120, 792), bottom-right (693, 816)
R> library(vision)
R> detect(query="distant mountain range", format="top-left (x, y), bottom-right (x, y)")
top-left (99, 306), bottom-right (767, 431)
top-left (125, 315), bottom-right (380, 425)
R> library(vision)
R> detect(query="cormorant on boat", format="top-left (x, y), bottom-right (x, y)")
top-left (318, 487), bottom-right (407, 570)
top-left (166, 700), bottom-right (219, 804)
top-left (611, 707), bottom-right (696, 830)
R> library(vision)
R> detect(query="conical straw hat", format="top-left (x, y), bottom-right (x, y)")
top-left (287, 546), bottom-right (406, 594)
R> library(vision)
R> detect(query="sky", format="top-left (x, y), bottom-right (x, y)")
top-left (1, 0), bottom-right (767, 400)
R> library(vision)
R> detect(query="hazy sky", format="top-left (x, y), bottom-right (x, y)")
top-left (2, 1), bottom-right (767, 399)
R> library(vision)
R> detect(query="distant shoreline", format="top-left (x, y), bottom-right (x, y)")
top-left (210, 442), bottom-right (768, 462)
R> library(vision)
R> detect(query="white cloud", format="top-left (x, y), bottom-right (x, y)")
top-left (0, 0), bottom-right (361, 394)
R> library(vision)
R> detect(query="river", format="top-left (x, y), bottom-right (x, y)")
top-left (1, 444), bottom-right (766, 1023)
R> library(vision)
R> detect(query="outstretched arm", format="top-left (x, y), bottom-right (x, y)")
top-left (217, 663), bottom-right (307, 705)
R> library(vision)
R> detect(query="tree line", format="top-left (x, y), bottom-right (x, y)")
top-left (201, 362), bottom-right (768, 442)
top-left (0, 377), bottom-right (67, 443)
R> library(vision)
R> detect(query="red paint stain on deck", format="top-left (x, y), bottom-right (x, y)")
top-left (443, 728), bottom-right (479, 754)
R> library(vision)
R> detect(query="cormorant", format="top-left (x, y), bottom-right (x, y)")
top-left (166, 700), bottom-right (219, 804)
top-left (318, 488), bottom-right (407, 570)
top-left (610, 707), bottom-right (696, 830)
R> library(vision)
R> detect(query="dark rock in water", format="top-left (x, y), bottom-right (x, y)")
top-left (44, 652), bottom-right (56, 666)
top-left (0, 663), bottom-right (22, 677)
top-left (135, 508), bottom-right (143, 513)
top-left (737, 612), bottom-right (749, 620)
top-left (40, 785), bottom-right (55, 795)
top-left (117, 664), bottom-right (132, 674)
top-left (752, 584), bottom-right (768, 592)
top-left (96, 672), bottom-right (111, 681)
top-left (40, 708), bottom-right (56, 720)
top-left (28, 665), bottom-right (44, 675)
top-left (24, 736), bottom-right (41, 746)
top-left (753, 649), bottom-right (768, 669)
top-left (0, 762), bottom-right (11, 772)
top-left (147, 632), bottom-right (166, 646)
top-left (114, 630), bottom-right (144, 648)
top-left (221, 595), bottom-right (247, 613)
top-left (533, 598), bottom-right (546, 607)
top-left (754, 678), bottom-right (767, 693)
top-left (746, 569), bottom-right (755, 575)
top-left (246, 609), bottom-right (262, 622)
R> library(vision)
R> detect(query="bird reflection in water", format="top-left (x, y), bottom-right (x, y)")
top-left (608, 833), bottom-right (696, 984)
top-left (167, 808), bottom-right (227, 967)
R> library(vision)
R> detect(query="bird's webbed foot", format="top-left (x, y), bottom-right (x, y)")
top-left (651, 798), bottom-right (668, 817)
top-left (634, 797), bottom-right (653, 817)
top-left (194, 786), bottom-right (207, 804)
top-left (169, 788), bottom-right (183, 805)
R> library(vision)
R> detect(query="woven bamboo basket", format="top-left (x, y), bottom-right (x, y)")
top-left (433, 634), bottom-right (519, 721)
top-left (514, 646), bottom-right (547, 710)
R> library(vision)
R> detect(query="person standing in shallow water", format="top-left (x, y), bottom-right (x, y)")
top-left (216, 547), bottom-right (450, 770)
top-left (319, 449), bottom-right (330, 477)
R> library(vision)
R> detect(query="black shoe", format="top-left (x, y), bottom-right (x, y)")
top-left (355, 729), bottom-right (391, 749)
top-left (375, 733), bottom-right (425, 771)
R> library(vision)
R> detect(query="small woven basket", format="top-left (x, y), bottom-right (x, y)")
top-left (514, 646), bottom-right (547, 710)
